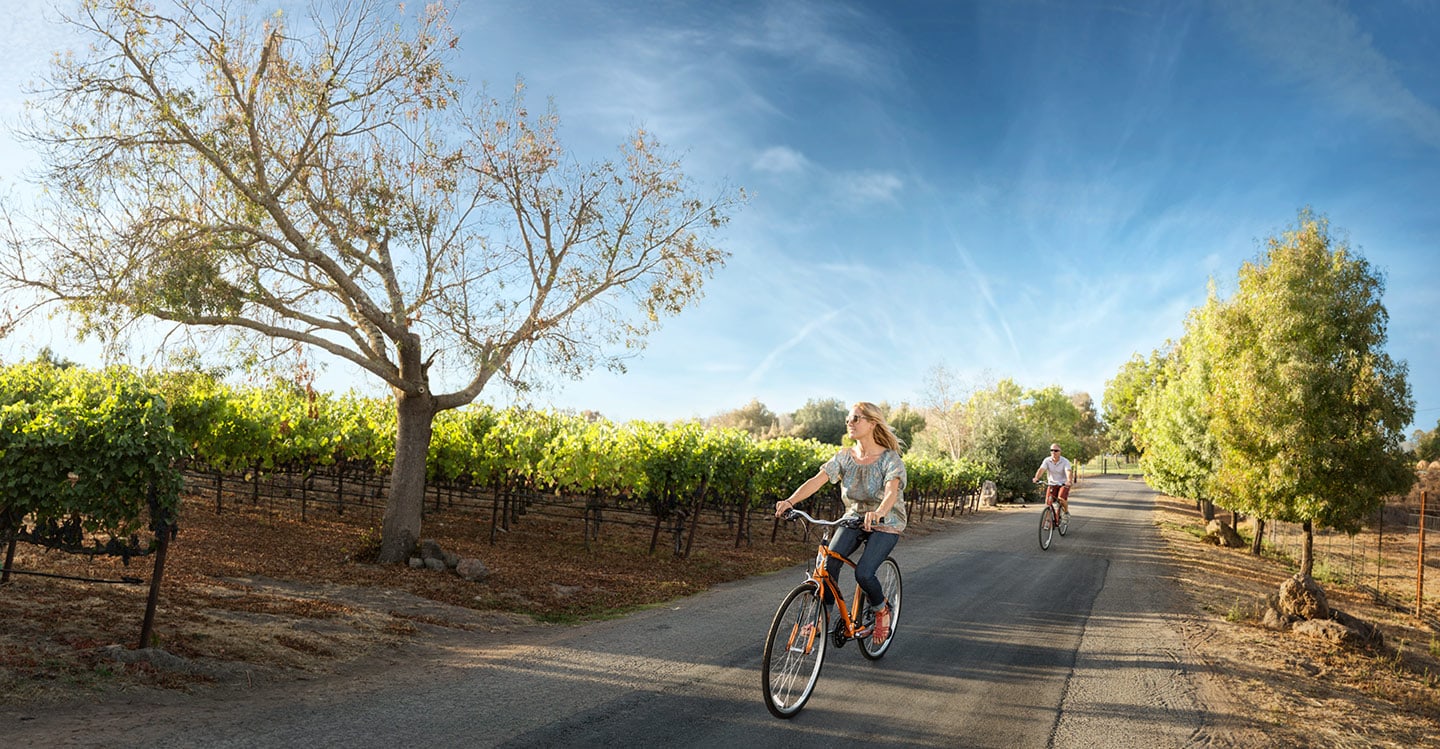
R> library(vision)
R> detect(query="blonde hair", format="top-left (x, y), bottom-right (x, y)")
top-left (854, 401), bottom-right (903, 452)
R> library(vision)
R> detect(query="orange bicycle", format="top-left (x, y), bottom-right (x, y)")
top-left (761, 508), bottom-right (903, 718)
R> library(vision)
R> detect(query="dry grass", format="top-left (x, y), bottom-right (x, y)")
top-left (0, 492), bottom-right (820, 703)
top-left (1155, 494), bottom-right (1440, 747)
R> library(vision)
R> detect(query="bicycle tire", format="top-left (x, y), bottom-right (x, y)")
top-left (860, 557), bottom-right (902, 660)
top-left (761, 583), bottom-right (828, 718)
top-left (1039, 506), bottom-right (1055, 550)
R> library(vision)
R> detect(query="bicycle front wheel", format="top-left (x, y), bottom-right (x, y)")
top-left (860, 558), bottom-right (902, 660)
top-left (761, 583), bottom-right (828, 718)
top-left (1039, 506), bottom-right (1055, 550)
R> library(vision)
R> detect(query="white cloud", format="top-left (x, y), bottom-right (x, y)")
top-left (834, 170), bottom-right (903, 204)
top-left (752, 145), bottom-right (811, 174)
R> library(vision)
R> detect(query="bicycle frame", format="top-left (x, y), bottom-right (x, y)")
top-left (803, 533), bottom-right (872, 639)
top-left (1044, 484), bottom-right (1063, 511)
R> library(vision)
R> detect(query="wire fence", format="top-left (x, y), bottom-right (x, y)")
top-left (1257, 472), bottom-right (1440, 624)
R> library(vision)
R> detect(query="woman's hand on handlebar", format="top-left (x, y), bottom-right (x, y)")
top-left (775, 499), bottom-right (794, 518)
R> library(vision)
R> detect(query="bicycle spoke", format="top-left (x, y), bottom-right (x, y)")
top-left (762, 585), bottom-right (827, 717)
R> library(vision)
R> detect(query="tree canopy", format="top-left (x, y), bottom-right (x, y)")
top-left (1134, 296), bottom-right (1222, 510)
top-left (789, 398), bottom-right (847, 445)
top-left (1102, 352), bottom-right (1161, 460)
top-left (1414, 420), bottom-right (1440, 462)
top-left (1206, 211), bottom-right (1414, 554)
top-left (884, 404), bottom-right (926, 453)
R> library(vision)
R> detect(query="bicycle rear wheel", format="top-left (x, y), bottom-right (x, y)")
top-left (761, 583), bottom-right (828, 718)
top-left (1038, 506), bottom-right (1055, 550)
top-left (860, 558), bottom-right (902, 660)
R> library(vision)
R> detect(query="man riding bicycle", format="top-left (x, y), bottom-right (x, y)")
top-left (1033, 442), bottom-right (1072, 520)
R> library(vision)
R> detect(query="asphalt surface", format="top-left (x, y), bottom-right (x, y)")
top-left (8, 475), bottom-right (1243, 748)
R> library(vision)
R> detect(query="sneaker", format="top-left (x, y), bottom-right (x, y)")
top-left (871, 604), bottom-right (892, 645)
top-left (1062, 510), bottom-right (1071, 522)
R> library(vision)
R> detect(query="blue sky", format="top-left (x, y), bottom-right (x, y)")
top-left (2, 0), bottom-right (1438, 433)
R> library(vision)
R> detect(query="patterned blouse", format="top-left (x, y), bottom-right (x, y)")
top-left (821, 448), bottom-right (909, 534)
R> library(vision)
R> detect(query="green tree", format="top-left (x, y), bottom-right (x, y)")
top-left (1135, 295), bottom-right (1225, 526)
top-left (956, 378), bottom-right (1044, 498)
top-left (789, 398), bottom-right (847, 445)
top-left (884, 403), bottom-right (926, 454)
top-left (1103, 353), bottom-right (1162, 460)
top-left (1021, 385), bottom-right (1083, 458)
top-left (1415, 420), bottom-right (1440, 462)
top-left (0, 0), bottom-right (740, 563)
top-left (1207, 210), bottom-right (1415, 577)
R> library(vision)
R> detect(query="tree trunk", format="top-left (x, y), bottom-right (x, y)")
top-left (1200, 500), bottom-right (1215, 522)
top-left (1250, 517), bottom-right (1265, 555)
top-left (377, 390), bottom-right (438, 564)
top-left (1300, 518), bottom-right (1314, 578)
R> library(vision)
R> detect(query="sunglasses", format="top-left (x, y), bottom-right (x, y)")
top-left (1050, 449), bottom-right (1060, 452)
top-left (846, 415), bottom-right (869, 424)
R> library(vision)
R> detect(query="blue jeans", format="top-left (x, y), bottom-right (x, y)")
top-left (824, 526), bottom-right (898, 609)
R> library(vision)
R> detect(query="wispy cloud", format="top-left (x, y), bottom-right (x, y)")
top-left (946, 234), bottom-right (1021, 360)
top-left (753, 145), bottom-right (811, 174)
top-left (746, 306), bottom-right (845, 385)
top-left (736, 1), bottom-right (903, 89)
top-left (1219, 0), bottom-right (1440, 150)
top-left (834, 170), bottom-right (904, 204)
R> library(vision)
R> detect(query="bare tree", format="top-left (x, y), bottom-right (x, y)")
top-left (1, 0), bottom-right (740, 562)
top-left (917, 363), bottom-right (974, 460)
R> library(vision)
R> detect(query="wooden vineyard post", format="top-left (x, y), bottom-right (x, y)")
top-left (2, 533), bottom-right (17, 584)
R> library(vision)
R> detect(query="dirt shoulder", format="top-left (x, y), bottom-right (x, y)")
top-left (1152, 493), bottom-right (1440, 747)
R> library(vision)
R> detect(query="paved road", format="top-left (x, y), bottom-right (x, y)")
top-left (10, 475), bottom-right (1243, 748)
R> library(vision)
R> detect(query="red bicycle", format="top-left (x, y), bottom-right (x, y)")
top-left (1034, 479), bottom-right (1069, 550)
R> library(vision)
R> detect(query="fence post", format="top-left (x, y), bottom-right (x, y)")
top-left (1376, 504), bottom-right (1383, 597)
top-left (1419, 490), bottom-right (1428, 618)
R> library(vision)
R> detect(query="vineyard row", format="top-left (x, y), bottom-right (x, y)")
top-left (184, 461), bottom-right (984, 558)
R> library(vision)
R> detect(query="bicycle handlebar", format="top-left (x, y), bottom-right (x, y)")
top-left (781, 508), bottom-right (864, 529)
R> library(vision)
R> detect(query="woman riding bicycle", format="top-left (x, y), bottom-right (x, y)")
top-left (774, 401), bottom-right (907, 645)
top-left (1033, 442), bottom-right (1073, 519)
